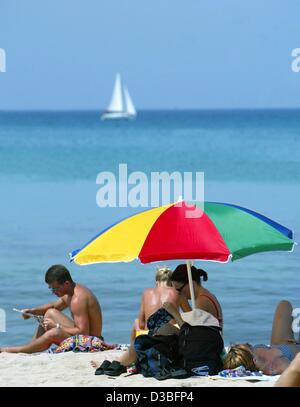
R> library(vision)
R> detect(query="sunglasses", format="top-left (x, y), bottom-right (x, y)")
top-left (49, 287), bottom-right (61, 293)
top-left (175, 283), bottom-right (186, 293)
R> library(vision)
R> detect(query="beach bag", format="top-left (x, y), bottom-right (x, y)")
top-left (178, 323), bottom-right (224, 376)
top-left (134, 334), bottom-right (180, 378)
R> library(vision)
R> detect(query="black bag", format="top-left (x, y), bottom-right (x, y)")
top-left (134, 334), bottom-right (180, 378)
top-left (178, 322), bottom-right (224, 376)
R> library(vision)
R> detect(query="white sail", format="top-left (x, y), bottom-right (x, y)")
top-left (106, 73), bottom-right (123, 113)
top-left (101, 73), bottom-right (137, 120)
top-left (123, 85), bottom-right (136, 116)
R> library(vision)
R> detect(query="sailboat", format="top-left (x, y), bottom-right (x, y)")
top-left (101, 73), bottom-right (137, 120)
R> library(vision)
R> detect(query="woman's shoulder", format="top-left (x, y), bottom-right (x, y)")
top-left (142, 287), bottom-right (156, 296)
top-left (197, 289), bottom-right (222, 313)
top-left (198, 288), bottom-right (219, 302)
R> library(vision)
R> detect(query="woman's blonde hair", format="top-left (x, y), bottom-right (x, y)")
top-left (155, 265), bottom-right (172, 284)
top-left (223, 344), bottom-right (257, 371)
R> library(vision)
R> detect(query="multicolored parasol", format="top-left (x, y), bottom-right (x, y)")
top-left (70, 201), bottom-right (295, 308)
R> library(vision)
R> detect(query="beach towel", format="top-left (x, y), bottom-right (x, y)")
top-left (208, 365), bottom-right (279, 382)
top-left (218, 365), bottom-right (263, 378)
top-left (51, 335), bottom-right (118, 353)
top-left (209, 375), bottom-right (279, 382)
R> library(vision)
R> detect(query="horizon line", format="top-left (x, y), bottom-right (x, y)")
top-left (1, 107), bottom-right (300, 112)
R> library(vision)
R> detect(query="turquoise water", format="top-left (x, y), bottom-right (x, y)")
top-left (0, 110), bottom-right (300, 347)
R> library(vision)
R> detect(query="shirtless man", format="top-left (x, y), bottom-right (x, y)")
top-left (1, 264), bottom-right (103, 353)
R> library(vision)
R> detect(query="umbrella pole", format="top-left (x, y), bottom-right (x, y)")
top-left (186, 260), bottom-right (196, 310)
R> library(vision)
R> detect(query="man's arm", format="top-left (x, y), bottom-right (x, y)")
top-left (24, 297), bottom-right (68, 317)
top-left (58, 298), bottom-right (90, 336)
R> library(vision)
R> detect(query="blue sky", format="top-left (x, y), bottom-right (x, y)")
top-left (0, 1), bottom-right (300, 109)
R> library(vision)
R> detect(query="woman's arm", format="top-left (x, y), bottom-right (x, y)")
top-left (179, 295), bottom-right (192, 312)
top-left (137, 292), bottom-right (146, 330)
top-left (162, 302), bottom-right (185, 328)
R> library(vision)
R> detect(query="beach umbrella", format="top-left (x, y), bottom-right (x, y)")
top-left (70, 201), bottom-right (295, 309)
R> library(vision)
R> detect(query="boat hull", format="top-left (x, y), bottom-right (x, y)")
top-left (101, 112), bottom-right (136, 121)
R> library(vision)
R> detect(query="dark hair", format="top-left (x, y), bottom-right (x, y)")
top-left (171, 264), bottom-right (208, 285)
top-left (45, 265), bottom-right (73, 284)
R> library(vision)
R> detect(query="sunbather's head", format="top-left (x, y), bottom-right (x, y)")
top-left (171, 264), bottom-right (208, 285)
top-left (45, 264), bottom-right (75, 297)
top-left (170, 264), bottom-right (208, 298)
top-left (155, 265), bottom-right (172, 286)
top-left (223, 344), bottom-right (257, 371)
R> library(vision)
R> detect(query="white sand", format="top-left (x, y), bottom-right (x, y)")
top-left (0, 350), bottom-right (276, 387)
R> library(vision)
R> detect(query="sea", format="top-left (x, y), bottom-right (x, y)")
top-left (0, 109), bottom-right (300, 347)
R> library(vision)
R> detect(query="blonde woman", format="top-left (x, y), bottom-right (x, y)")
top-left (224, 300), bottom-right (300, 375)
top-left (130, 265), bottom-right (185, 340)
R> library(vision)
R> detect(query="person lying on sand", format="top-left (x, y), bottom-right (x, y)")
top-left (224, 300), bottom-right (300, 375)
top-left (0, 264), bottom-right (103, 353)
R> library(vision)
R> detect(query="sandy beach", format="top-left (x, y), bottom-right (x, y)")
top-left (0, 350), bottom-right (277, 387)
